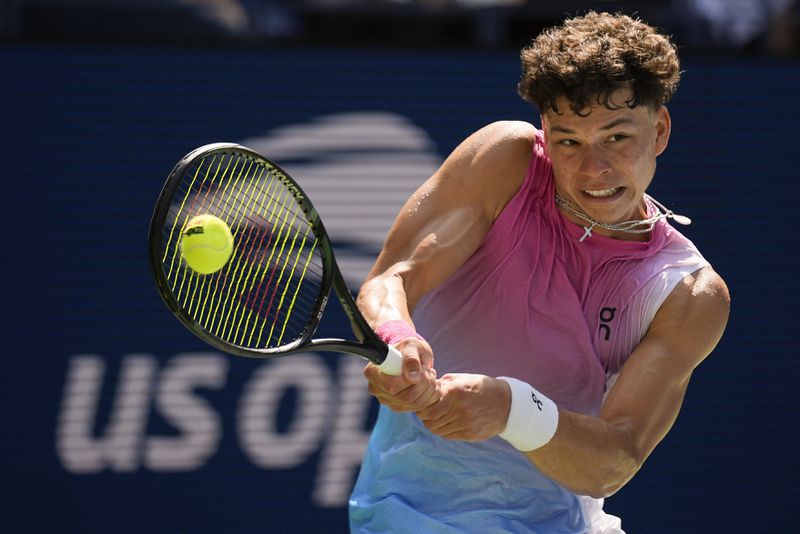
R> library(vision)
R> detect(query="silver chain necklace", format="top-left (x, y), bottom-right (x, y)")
top-left (554, 193), bottom-right (692, 242)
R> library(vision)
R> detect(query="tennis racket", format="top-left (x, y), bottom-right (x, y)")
top-left (148, 142), bottom-right (402, 375)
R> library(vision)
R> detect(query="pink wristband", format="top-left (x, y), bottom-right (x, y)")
top-left (374, 320), bottom-right (425, 346)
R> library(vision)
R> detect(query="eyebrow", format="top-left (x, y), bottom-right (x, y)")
top-left (549, 118), bottom-right (634, 134)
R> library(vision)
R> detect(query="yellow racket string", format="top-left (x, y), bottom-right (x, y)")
top-left (220, 179), bottom-right (297, 342)
top-left (164, 154), bottom-right (221, 278)
top-left (173, 154), bottom-right (238, 303)
top-left (174, 156), bottom-right (242, 315)
top-left (231, 208), bottom-right (296, 345)
top-left (177, 154), bottom-right (256, 326)
top-left (192, 158), bottom-right (262, 326)
top-left (250, 207), bottom-right (309, 347)
top-left (161, 150), bottom-right (323, 349)
top-left (206, 169), bottom-right (282, 337)
top-left (274, 235), bottom-right (318, 347)
top-left (214, 168), bottom-right (292, 341)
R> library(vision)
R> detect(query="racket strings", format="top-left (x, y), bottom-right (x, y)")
top-left (163, 153), bottom-right (228, 279)
top-left (160, 150), bottom-right (325, 350)
top-left (176, 155), bottom-right (247, 312)
top-left (205, 157), bottom-right (323, 344)
top-left (217, 183), bottom-right (313, 344)
top-left (174, 154), bottom-right (257, 314)
top-left (183, 158), bottom-right (321, 347)
top-left (189, 158), bottom-right (271, 329)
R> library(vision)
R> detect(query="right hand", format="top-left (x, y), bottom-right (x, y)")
top-left (363, 336), bottom-right (439, 412)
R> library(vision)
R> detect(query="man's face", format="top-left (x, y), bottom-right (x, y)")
top-left (541, 90), bottom-right (671, 239)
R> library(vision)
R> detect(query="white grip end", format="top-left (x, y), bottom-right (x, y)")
top-left (377, 344), bottom-right (403, 376)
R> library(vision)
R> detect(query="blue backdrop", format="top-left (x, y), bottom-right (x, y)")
top-left (1, 42), bottom-right (798, 532)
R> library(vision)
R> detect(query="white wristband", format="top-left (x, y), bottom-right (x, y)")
top-left (497, 377), bottom-right (559, 452)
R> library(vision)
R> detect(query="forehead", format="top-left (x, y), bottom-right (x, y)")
top-left (543, 92), bottom-right (654, 131)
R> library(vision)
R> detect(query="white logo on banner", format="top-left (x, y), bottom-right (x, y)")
top-left (55, 112), bottom-right (442, 507)
top-left (56, 353), bottom-right (370, 506)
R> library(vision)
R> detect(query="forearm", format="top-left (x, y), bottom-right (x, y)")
top-left (493, 377), bottom-right (643, 498)
top-left (358, 262), bottom-right (440, 410)
top-left (356, 263), bottom-right (416, 329)
top-left (421, 375), bottom-right (648, 498)
top-left (501, 360), bottom-right (692, 497)
top-left (525, 410), bottom-right (642, 498)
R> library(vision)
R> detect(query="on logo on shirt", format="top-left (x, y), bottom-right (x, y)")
top-left (599, 307), bottom-right (617, 341)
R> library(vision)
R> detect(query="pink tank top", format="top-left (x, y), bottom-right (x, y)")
top-left (413, 130), bottom-right (709, 415)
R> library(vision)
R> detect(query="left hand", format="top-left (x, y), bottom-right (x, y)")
top-left (417, 373), bottom-right (511, 442)
top-left (363, 337), bottom-right (439, 413)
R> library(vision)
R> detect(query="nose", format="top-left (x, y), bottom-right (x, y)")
top-left (578, 145), bottom-right (612, 179)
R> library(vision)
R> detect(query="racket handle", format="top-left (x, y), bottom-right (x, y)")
top-left (377, 344), bottom-right (403, 376)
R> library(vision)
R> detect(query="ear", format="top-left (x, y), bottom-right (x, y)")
top-left (654, 106), bottom-right (671, 156)
top-left (539, 114), bottom-right (551, 154)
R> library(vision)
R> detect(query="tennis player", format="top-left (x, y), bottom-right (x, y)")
top-left (349, 11), bottom-right (730, 533)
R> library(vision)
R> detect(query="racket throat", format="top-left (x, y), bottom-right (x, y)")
top-left (304, 338), bottom-right (387, 364)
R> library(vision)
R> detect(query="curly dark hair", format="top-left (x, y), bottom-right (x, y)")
top-left (518, 11), bottom-right (681, 115)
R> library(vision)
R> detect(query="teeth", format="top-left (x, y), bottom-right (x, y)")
top-left (584, 188), bottom-right (618, 198)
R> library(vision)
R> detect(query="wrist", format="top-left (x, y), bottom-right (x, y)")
top-left (496, 377), bottom-right (559, 452)
top-left (375, 319), bottom-right (425, 346)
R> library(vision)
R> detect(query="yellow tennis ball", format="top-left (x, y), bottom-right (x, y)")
top-left (180, 214), bottom-right (234, 274)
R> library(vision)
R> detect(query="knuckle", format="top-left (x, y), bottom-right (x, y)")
top-left (395, 387), bottom-right (420, 404)
top-left (385, 382), bottom-right (406, 397)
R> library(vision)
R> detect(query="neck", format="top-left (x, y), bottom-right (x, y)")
top-left (554, 193), bottom-right (691, 242)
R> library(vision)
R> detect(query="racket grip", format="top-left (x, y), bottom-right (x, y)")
top-left (377, 344), bottom-right (403, 376)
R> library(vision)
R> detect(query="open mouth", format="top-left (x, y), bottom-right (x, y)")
top-left (582, 187), bottom-right (622, 199)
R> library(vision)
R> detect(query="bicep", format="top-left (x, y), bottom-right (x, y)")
top-left (370, 176), bottom-right (491, 307)
top-left (366, 122), bottom-right (535, 309)
top-left (600, 267), bottom-right (730, 461)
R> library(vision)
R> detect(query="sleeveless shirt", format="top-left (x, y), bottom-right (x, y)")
top-left (350, 129), bottom-right (710, 533)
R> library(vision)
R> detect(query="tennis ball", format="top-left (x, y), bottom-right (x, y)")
top-left (180, 214), bottom-right (234, 274)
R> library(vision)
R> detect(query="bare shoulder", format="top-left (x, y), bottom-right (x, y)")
top-left (650, 266), bottom-right (731, 365)
top-left (442, 120), bottom-right (539, 218)
top-left (482, 119), bottom-right (539, 142)
top-left (465, 120), bottom-right (538, 163)
top-left (669, 267), bottom-right (730, 319)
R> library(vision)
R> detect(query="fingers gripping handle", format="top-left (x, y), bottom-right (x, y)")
top-left (377, 344), bottom-right (403, 376)
top-left (374, 320), bottom-right (425, 376)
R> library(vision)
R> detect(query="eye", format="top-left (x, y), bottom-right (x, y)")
top-left (558, 138), bottom-right (579, 146)
top-left (607, 134), bottom-right (629, 143)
